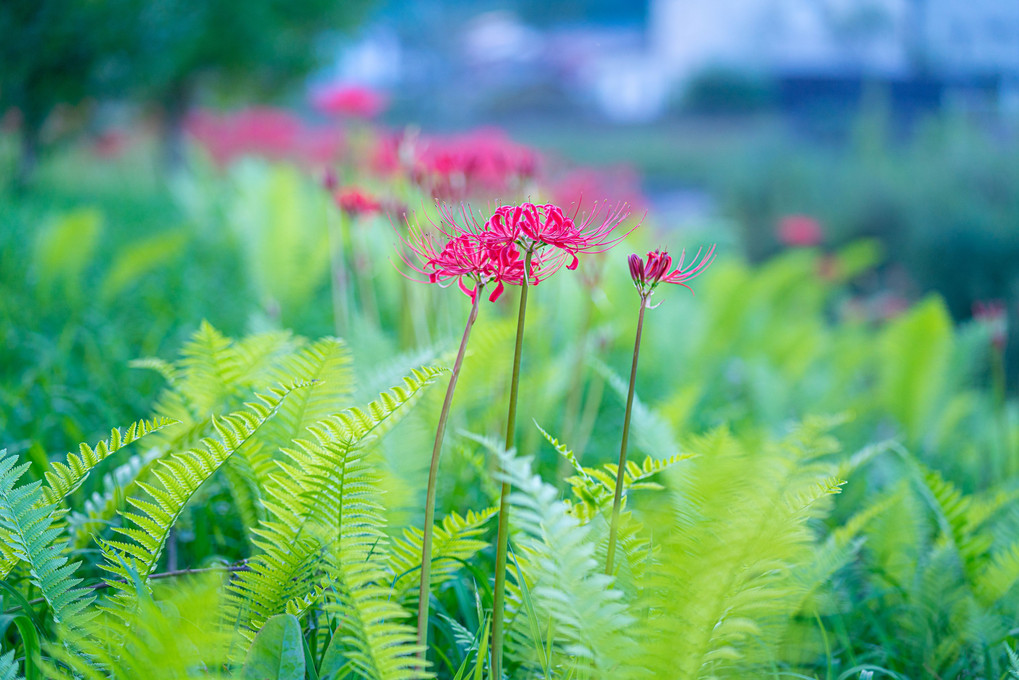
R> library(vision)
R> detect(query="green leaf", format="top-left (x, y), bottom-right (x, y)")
top-left (242, 614), bottom-right (306, 680)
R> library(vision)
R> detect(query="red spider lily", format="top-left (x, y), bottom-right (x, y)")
top-left (974, 300), bottom-right (1008, 351)
top-left (335, 187), bottom-right (382, 217)
top-left (484, 202), bottom-right (635, 270)
top-left (777, 214), bottom-right (823, 247)
top-left (628, 245), bottom-right (717, 303)
top-left (397, 204), bottom-right (553, 303)
top-left (186, 108), bottom-right (342, 167)
top-left (406, 129), bottom-right (540, 200)
top-left (311, 84), bottom-right (388, 118)
top-left (552, 166), bottom-right (646, 215)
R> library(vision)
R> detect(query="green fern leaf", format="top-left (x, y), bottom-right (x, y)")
top-left (388, 508), bottom-right (496, 604)
top-left (975, 538), bottom-right (1019, 604)
top-left (0, 649), bottom-right (20, 680)
top-left (321, 554), bottom-right (428, 680)
top-left (226, 367), bottom-right (445, 633)
top-left (0, 452), bottom-right (95, 630)
top-left (0, 418), bottom-right (177, 579)
top-left (100, 384), bottom-right (308, 595)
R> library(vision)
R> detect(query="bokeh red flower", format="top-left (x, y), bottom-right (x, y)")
top-left (777, 214), bottom-right (823, 247)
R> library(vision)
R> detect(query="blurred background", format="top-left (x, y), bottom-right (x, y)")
top-left (2, 0), bottom-right (1019, 452)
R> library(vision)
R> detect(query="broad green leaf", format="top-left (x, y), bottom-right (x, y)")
top-left (242, 614), bottom-right (305, 680)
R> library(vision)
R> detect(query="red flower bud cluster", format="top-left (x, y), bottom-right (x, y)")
top-left (628, 246), bottom-right (717, 304)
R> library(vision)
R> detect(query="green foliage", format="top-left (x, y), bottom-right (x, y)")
top-left (878, 297), bottom-right (954, 441)
top-left (243, 614), bottom-right (305, 680)
top-left (225, 366), bottom-right (444, 633)
top-left (101, 384), bottom-right (307, 595)
top-left (32, 208), bottom-right (103, 299)
top-left (0, 452), bottom-right (94, 630)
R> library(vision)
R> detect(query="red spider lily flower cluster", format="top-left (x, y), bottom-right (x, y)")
top-left (777, 214), bottom-right (823, 247)
top-left (399, 201), bottom-right (635, 303)
top-left (552, 166), bottom-right (646, 216)
top-left (311, 83), bottom-right (388, 119)
top-left (335, 187), bottom-right (382, 217)
top-left (372, 129), bottom-right (539, 200)
top-left (628, 246), bottom-right (717, 304)
top-left (974, 300), bottom-right (1008, 351)
top-left (484, 202), bottom-right (634, 270)
top-left (186, 108), bottom-right (342, 167)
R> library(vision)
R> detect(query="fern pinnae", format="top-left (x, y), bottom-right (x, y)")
top-left (0, 417), bottom-right (177, 580)
top-left (0, 650), bottom-right (19, 680)
top-left (41, 417), bottom-right (179, 506)
top-left (225, 366), bottom-right (445, 634)
top-left (473, 437), bottom-right (637, 677)
top-left (100, 383), bottom-right (309, 595)
top-left (0, 452), bottom-right (95, 631)
top-left (387, 507), bottom-right (497, 604)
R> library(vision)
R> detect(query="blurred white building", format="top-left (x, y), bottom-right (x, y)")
top-left (648, 0), bottom-right (1019, 80)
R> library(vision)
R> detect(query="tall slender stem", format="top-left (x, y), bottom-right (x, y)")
top-left (991, 345), bottom-right (1012, 478)
top-left (416, 290), bottom-right (483, 656)
top-left (327, 209), bottom-right (350, 337)
top-left (605, 297), bottom-right (647, 575)
top-left (492, 249), bottom-right (532, 680)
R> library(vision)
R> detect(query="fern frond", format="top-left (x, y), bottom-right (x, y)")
top-left (637, 427), bottom-right (845, 678)
top-left (388, 507), bottom-right (496, 603)
top-left (0, 418), bottom-right (177, 580)
top-left (536, 423), bottom-right (690, 524)
top-left (0, 452), bottom-right (95, 630)
top-left (226, 367), bottom-right (445, 633)
top-left (100, 384), bottom-right (307, 596)
top-left (975, 538), bottom-right (1019, 604)
top-left (0, 650), bottom-right (20, 680)
top-left (592, 357), bottom-right (681, 460)
top-left (916, 467), bottom-right (990, 578)
top-left (42, 417), bottom-right (178, 506)
top-left (321, 553), bottom-right (427, 680)
top-left (42, 573), bottom-right (234, 680)
top-left (488, 442), bottom-right (637, 677)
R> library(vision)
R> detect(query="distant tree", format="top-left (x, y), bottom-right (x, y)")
top-left (118, 0), bottom-right (373, 169)
top-left (0, 0), bottom-right (114, 184)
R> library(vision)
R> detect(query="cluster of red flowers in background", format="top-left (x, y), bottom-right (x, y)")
top-left (311, 83), bottom-right (389, 119)
top-left (400, 201), bottom-right (634, 303)
top-left (186, 108), bottom-right (342, 167)
top-left (372, 128), bottom-right (539, 201)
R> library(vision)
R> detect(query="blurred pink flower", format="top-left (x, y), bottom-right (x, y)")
top-left (311, 84), bottom-right (388, 118)
top-left (777, 214), bottom-right (823, 247)
top-left (186, 108), bottom-right (342, 167)
top-left (974, 300), bottom-right (1008, 351)
top-left (551, 166), bottom-right (646, 215)
top-left (92, 130), bottom-right (128, 159)
top-left (408, 129), bottom-right (540, 200)
top-left (335, 187), bottom-right (382, 217)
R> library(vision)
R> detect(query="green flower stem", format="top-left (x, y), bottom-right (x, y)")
top-left (492, 249), bottom-right (532, 680)
top-left (605, 296), bottom-right (648, 575)
top-left (991, 344), bottom-right (1012, 477)
top-left (416, 288), bottom-right (483, 655)
top-left (327, 208), bottom-right (350, 337)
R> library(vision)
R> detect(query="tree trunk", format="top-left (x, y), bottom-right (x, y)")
top-left (16, 117), bottom-right (41, 189)
top-left (161, 82), bottom-right (192, 174)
